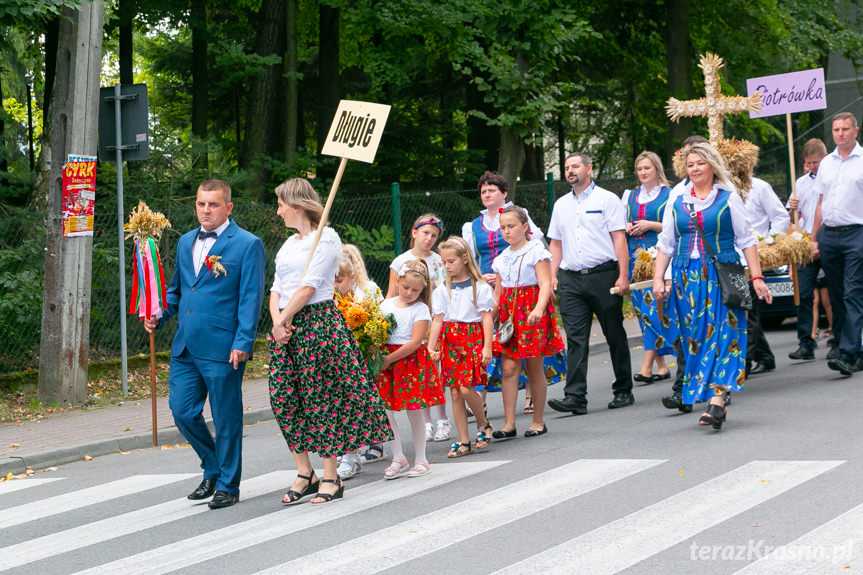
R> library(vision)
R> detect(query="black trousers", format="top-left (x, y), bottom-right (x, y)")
top-left (819, 226), bottom-right (863, 360)
top-left (746, 283), bottom-right (775, 366)
top-left (794, 260), bottom-right (820, 350)
top-left (558, 267), bottom-right (632, 404)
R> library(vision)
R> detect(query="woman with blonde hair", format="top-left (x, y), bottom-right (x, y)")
top-left (269, 178), bottom-right (392, 503)
top-left (621, 151), bottom-right (674, 383)
top-left (653, 144), bottom-right (771, 431)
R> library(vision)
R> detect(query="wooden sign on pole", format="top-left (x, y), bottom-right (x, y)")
top-left (746, 68), bottom-right (827, 306)
top-left (300, 100), bottom-right (391, 278)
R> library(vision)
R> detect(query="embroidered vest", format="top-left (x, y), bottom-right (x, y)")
top-left (471, 217), bottom-right (507, 275)
top-left (671, 189), bottom-right (739, 267)
top-left (626, 186), bottom-right (670, 252)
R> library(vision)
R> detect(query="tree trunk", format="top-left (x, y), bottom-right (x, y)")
top-left (316, 4), bottom-right (340, 155)
top-left (466, 81), bottom-right (499, 171)
top-left (38, 1), bottom-right (104, 406)
top-left (190, 0), bottom-right (209, 173)
top-left (118, 0), bottom-right (134, 85)
top-left (240, 0), bottom-right (286, 191)
top-left (43, 16), bottom-right (60, 128)
top-left (285, 0), bottom-right (298, 165)
top-left (521, 134), bottom-right (543, 181)
top-left (661, 0), bottom-right (694, 160)
top-left (557, 113), bottom-right (566, 178)
top-left (27, 81), bottom-right (35, 170)
top-left (498, 127), bottom-right (525, 200)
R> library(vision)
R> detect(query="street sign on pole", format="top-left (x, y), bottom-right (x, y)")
top-left (98, 82), bottom-right (150, 396)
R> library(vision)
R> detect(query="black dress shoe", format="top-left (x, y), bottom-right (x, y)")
top-left (827, 347), bottom-right (840, 360)
top-left (187, 478), bottom-right (217, 500)
top-left (524, 424), bottom-right (548, 438)
top-left (608, 392), bottom-right (635, 409)
top-left (208, 491), bottom-right (239, 509)
top-left (548, 396), bottom-right (587, 415)
top-left (748, 360), bottom-right (776, 375)
top-left (652, 371), bottom-right (671, 382)
top-left (491, 428), bottom-right (517, 440)
top-left (661, 392), bottom-right (693, 413)
top-left (633, 373), bottom-right (654, 384)
top-left (788, 346), bottom-right (815, 360)
top-left (828, 357), bottom-right (855, 376)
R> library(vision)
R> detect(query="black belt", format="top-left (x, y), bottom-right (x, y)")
top-left (564, 260), bottom-right (618, 275)
top-left (823, 224), bottom-right (863, 232)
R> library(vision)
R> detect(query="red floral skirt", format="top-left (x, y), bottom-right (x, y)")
top-left (376, 344), bottom-right (445, 411)
top-left (493, 285), bottom-right (565, 359)
top-left (440, 321), bottom-right (488, 388)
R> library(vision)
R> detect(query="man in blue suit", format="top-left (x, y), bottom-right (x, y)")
top-left (145, 179), bottom-right (266, 509)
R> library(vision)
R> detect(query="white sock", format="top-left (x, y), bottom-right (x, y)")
top-left (407, 409), bottom-right (428, 464)
top-left (385, 410), bottom-right (405, 462)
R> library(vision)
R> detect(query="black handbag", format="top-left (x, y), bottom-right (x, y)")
top-left (687, 206), bottom-right (753, 311)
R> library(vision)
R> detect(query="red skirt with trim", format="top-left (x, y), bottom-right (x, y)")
top-left (376, 344), bottom-right (445, 411)
top-left (493, 285), bottom-right (565, 359)
top-left (440, 321), bottom-right (488, 388)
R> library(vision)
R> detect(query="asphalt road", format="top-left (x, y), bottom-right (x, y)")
top-left (1, 323), bottom-right (860, 574)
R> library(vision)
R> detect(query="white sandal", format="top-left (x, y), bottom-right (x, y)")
top-left (383, 458), bottom-right (408, 480)
top-left (404, 461), bottom-right (431, 478)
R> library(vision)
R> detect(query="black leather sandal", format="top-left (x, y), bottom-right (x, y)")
top-left (283, 472), bottom-right (319, 504)
top-left (311, 478), bottom-right (344, 504)
top-left (698, 402), bottom-right (726, 430)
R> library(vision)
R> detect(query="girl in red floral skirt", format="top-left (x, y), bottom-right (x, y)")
top-left (491, 205), bottom-right (565, 440)
top-left (376, 259), bottom-right (445, 479)
top-left (428, 237), bottom-right (494, 458)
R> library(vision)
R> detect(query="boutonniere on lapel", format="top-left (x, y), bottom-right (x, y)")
top-left (205, 255), bottom-right (227, 277)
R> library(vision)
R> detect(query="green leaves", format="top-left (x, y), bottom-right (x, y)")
top-left (0, 0), bottom-right (80, 24)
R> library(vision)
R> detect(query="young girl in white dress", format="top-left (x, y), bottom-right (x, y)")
top-left (387, 213), bottom-right (450, 442)
top-left (376, 260), bottom-right (445, 479)
top-left (428, 237), bottom-right (494, 458)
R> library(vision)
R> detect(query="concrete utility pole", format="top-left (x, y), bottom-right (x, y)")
top-left (38, 1), bottom-right (104, 406)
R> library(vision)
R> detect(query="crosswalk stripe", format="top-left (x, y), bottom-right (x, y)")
top-left (0, 478), bottom-right (64, 495)
top-left (493, 460), bottom-right (845, 575)
top-left (253, 458), bottom-right (666, 575)
top-left (0, 474), bottom-right (198, 531)
top-left (71, 460), bottom-right (507, 575)
top-left (0, 471), bottom-right (294, 571)
top-left (734, 501), bottom-right (863, 574)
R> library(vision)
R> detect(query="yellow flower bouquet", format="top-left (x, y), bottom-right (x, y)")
top-left (335, 289), bottom-right (396, 376)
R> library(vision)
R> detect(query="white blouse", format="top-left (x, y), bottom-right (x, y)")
top-left (380, 298), bottom-right (431, 345)
top-left (460, 201), bottom-right (545, 258)
top-left (271, 227), bottom-right (342, 309)
top-left (492, 240), bottom-right (552, 288)
top-left (390, 250), bottom-right (445, 289)
top-left (656, 184), bottom-right (756, 259)
top-left (431, 279), bottom-right (495, 323)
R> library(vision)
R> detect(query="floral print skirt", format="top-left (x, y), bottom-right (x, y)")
top-left (492, 285), bottom-right (565, 360)
top-left (268, 300), bottom-right (393, 457)
top-left (376, 344), bottom-right (445, 411)
top-left (440, 321), bottom-right (488, 388)
top-left (671, 259), bottom-right (747, 404)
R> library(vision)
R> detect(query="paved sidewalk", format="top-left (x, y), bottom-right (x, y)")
top-left (0, 318), bottom-right (644, 474)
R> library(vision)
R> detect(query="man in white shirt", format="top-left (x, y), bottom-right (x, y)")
top-left (547, 152), bottom-right (633, 414)
top-left (743, 177), bottom-right (790, 375)
top-left (787, 138), bottom-right (828, 361)
top-left (812, 112), bottom-right (863, 376)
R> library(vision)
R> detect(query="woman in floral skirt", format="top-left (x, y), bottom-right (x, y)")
top-left (269, 178), bottom-right (393, 504)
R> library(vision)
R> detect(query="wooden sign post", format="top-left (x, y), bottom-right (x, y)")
top-left (301, 100), bottom-right (391, 277)
top-left (747, 68), bottom-right (827, 306)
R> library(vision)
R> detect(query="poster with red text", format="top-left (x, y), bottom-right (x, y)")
top-left (62, 154), bottom-right (97, 237)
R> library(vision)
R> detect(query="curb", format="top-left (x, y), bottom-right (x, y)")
top-left (0, 407), bottom-right (275, 476)
top-left (0, 335), bottom-right (645, 476)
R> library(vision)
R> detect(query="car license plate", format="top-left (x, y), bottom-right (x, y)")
top-left (767, 281), bottom-right (794, 297)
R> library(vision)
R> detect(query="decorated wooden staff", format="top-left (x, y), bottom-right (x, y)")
top-left (299, 100), bottom-right (391, 277)
top-left (124, 201), bottom-right (171, 446)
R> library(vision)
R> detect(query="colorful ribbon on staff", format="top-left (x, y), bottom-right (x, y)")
top-left (129, 237), bottom-right (167, 319)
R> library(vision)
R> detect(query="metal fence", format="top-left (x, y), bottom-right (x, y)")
top-left (0, 171), bottom-right (790, 376)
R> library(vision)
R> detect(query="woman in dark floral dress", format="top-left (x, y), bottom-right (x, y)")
top-left (269, 178), bottom-right (393, 504)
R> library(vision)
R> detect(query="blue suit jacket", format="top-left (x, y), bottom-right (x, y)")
top-left (160, 219), bottom-right (266, 362)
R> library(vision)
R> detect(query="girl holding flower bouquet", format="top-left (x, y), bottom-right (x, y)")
top-left (377, 259), bottom-right (445, 479)
top-left (621, 151), bottom-right (674, 383)
top-left (428, 237), bottom-right (494, 458)
top-left (333, 246), bottom-right (387, 479)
